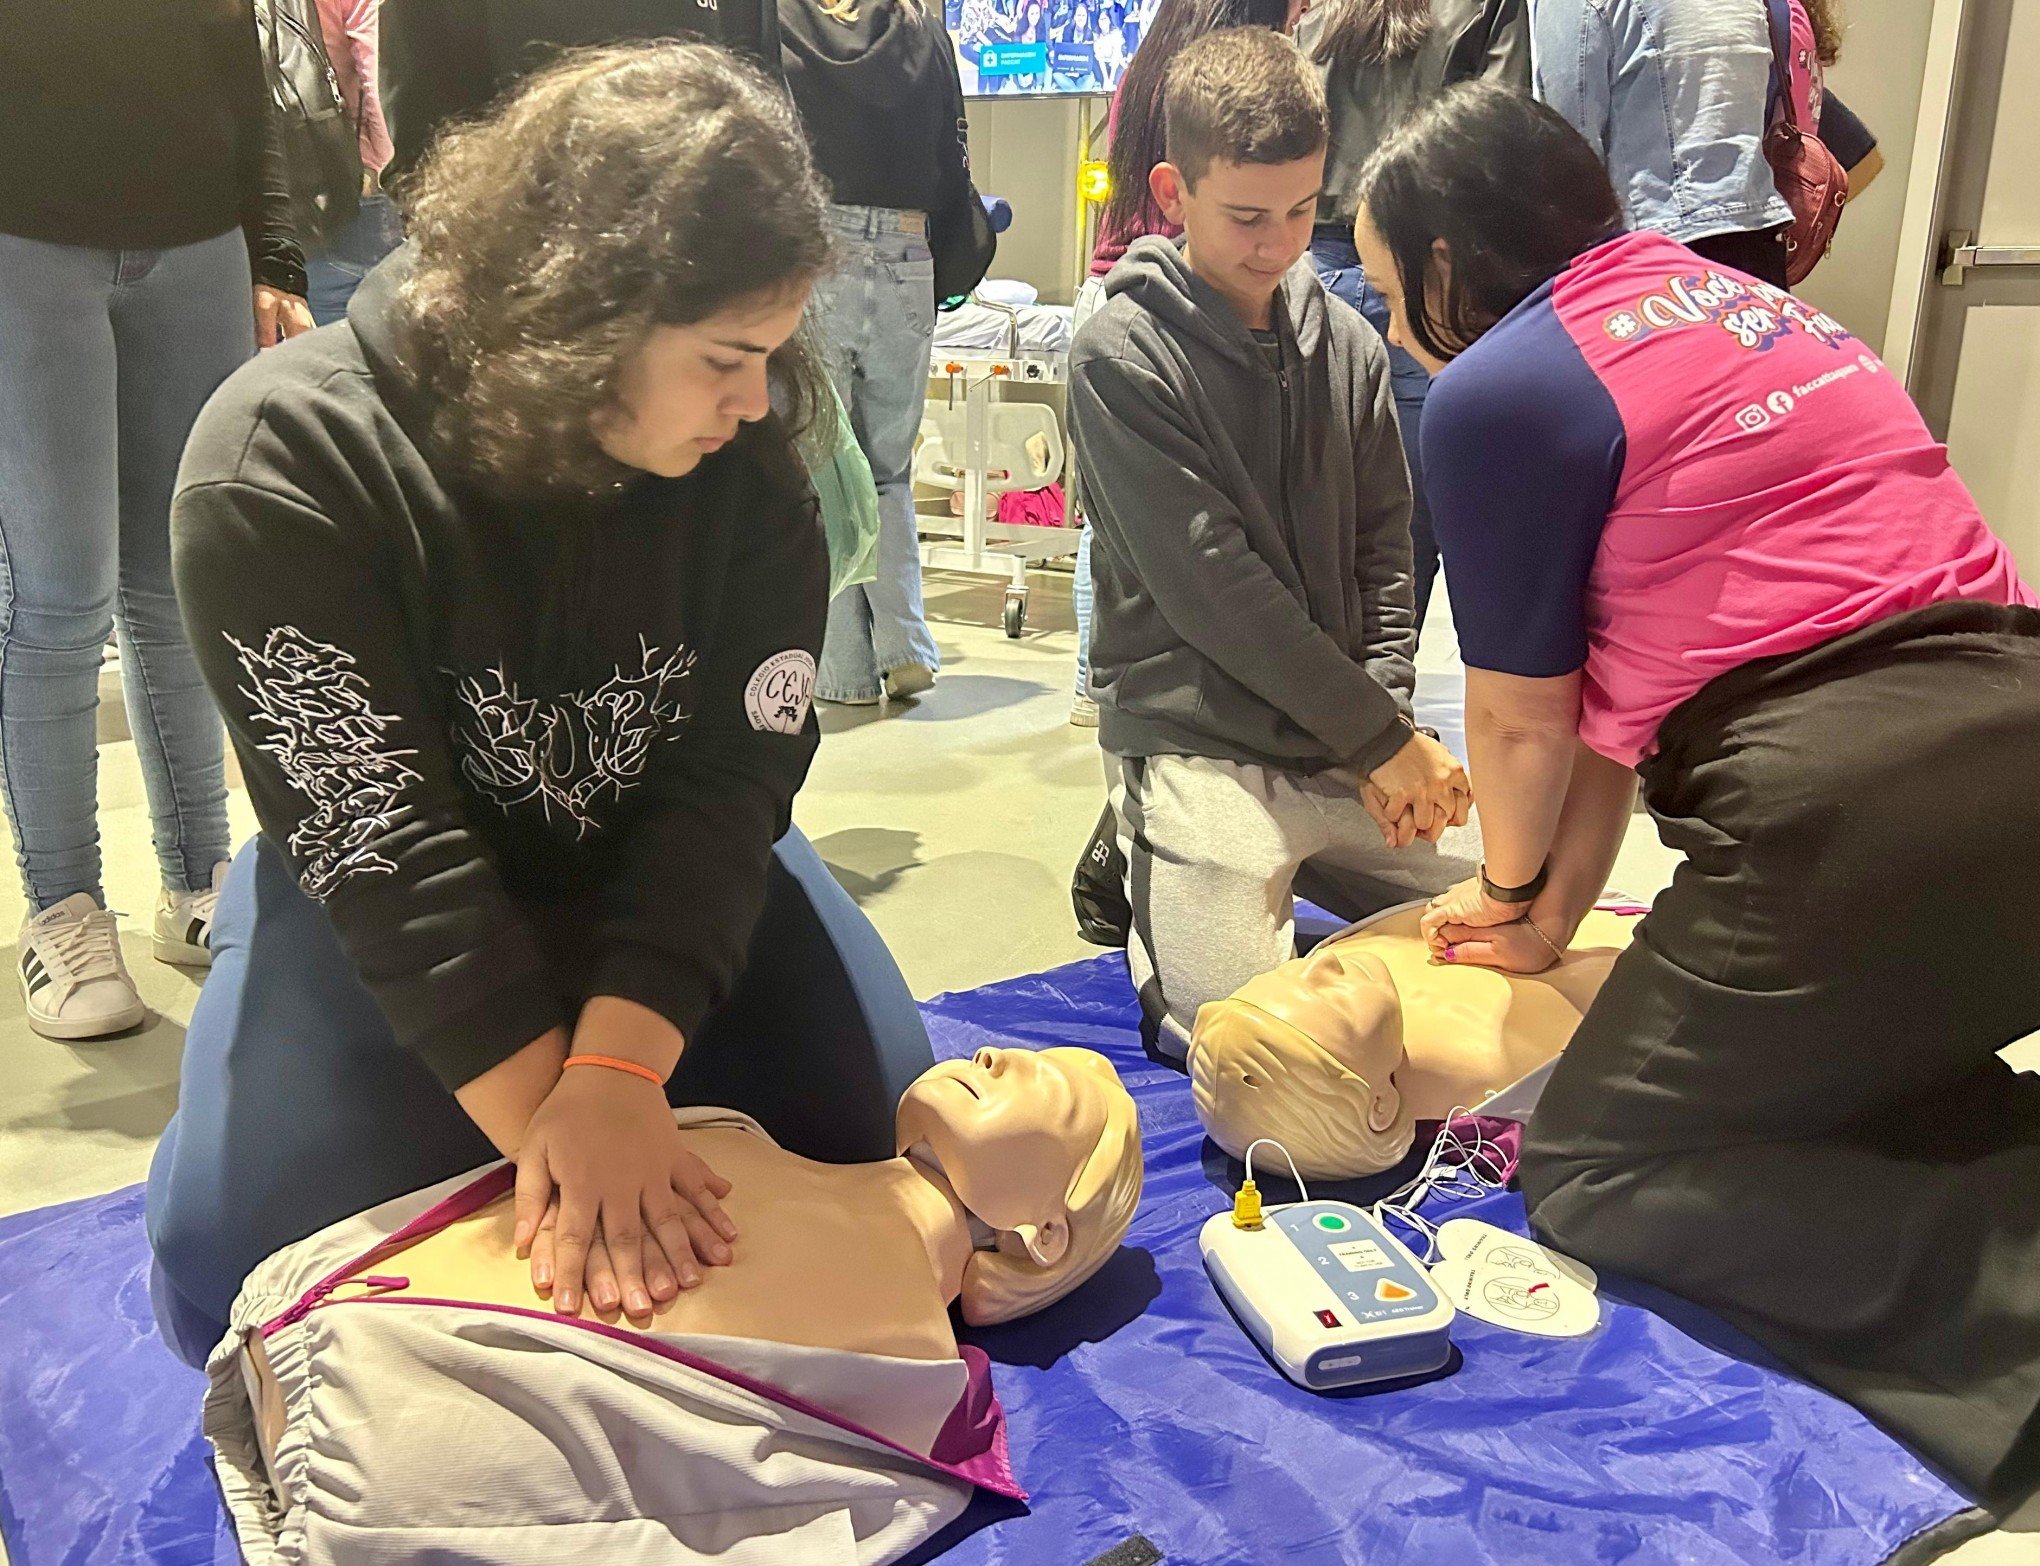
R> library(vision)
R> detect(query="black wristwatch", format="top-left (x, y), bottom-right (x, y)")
top-left (1480, 861), bottom-right (1548, 904)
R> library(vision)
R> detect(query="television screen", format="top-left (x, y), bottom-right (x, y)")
top-left (947, 0), bottom-right (1161, 96)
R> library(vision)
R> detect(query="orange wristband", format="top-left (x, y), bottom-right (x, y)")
top-left (562, 1054), bottom-right (666, 1087)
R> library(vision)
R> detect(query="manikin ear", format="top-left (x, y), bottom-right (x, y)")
top-left (1366, 1060), bottom-right (1405, 1134)
top-left (1150, 162), bottom-right (1190, 228)
top-left (1007, 1216), bottom-right (1071, 1269)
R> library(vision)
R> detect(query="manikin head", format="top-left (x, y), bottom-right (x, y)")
top-left (1189, 943), bottom-right (1415, 1180)
top-left (896, 1047), bottom-right (1143, 1325)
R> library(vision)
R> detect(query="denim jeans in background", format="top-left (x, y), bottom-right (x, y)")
top-left (812, 206), bottom-right (942, 702)
top-left (1531, 0), bottom-right (1788, 244)
top-left (1309, 233), bottom-right (1440, 633)
top-left (306, 192), bottom-right (404, 327)
top-left (1068, 276), bottom-right (1107, 701)
top-left (0, 229), bottom-right (246, 910)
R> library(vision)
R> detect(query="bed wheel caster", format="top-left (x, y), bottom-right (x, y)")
top-left (1003, 590), bottom-right (1027, 638)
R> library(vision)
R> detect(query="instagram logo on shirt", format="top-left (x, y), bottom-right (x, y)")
top-left (1735, 404), bottom-right (1772, 432)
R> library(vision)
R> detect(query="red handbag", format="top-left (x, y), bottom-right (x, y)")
top-left (1764, 0), bottom-right (1848, 286)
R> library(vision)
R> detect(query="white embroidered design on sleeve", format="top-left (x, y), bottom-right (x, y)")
top-left (451, 639), bottom-right (696, 837)
top-left (229, 628), bottom-right (422, 902)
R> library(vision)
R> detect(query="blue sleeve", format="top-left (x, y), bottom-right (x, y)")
top-left (1419, 293), bottom-right (1625, 679)
top-left (1819, 93), bottom-right (1878, 171)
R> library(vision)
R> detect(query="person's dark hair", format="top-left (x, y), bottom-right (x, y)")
top-left (1309, 0), bottom-right (1433, 71)
top-left (396, 43), bottom-right (835, 496)
top-left (1356, 82), bottom-right (1621, 363)
top-left (1163, 27), bottom-right (1327, 186)
top-left (1099, 0), bottom-right (1292, 241)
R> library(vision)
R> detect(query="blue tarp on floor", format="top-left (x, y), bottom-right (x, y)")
top-left (0, 954), bottom-right (1972, 1565)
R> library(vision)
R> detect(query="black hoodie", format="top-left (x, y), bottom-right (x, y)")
top-left (380, 0), bottom-right (786, 178)
top-left (779, 0), bottom-right (975, 215)
top-left (170, 253), bottom-right (827, 1091)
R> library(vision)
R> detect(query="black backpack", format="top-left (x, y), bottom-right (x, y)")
top-left (255, 0), bottom-right (363, 253)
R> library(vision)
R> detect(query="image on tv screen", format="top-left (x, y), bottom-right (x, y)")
top-left (947, 0), bottom-right (1161, 96)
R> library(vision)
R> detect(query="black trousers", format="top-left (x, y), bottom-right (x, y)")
top-left (1523, 602), bottom-right (2040, 1513)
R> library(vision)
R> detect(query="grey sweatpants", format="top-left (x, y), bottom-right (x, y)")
top-left (1110, 754), bottom-right (1480, 1059)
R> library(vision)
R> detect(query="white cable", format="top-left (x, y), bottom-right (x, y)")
top-left (1241, 1138), bottom-right (1310, 1206)
top-left (1370, 1110), bottom-right (1512, 1261)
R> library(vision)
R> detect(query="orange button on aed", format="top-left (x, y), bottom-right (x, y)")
top-left (1375, 1280), bottom-right (1417, 1303)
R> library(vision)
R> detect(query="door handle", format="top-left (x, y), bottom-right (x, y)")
top-left (1941, 231), bottom-right (2040, 285)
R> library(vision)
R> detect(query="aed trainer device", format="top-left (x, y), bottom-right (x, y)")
top-left (1201, 1201), bottom-right (1455, 1391)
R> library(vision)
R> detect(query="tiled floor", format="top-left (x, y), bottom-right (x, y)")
top-left (0, 570), bottom-right (2019, 1561)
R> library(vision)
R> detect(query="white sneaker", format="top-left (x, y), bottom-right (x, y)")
top-left (155, 862), bottom-right (229, 968)
top-left (18, 894), bottom-right (148, 1040)
top-left (884, 663), bottom-right (935, 702)
top-left (1070, 694), bottom-right (1100, 728)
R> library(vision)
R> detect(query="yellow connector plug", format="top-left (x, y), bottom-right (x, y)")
top-left (1232, 1178), bottom-right (1264, 1230)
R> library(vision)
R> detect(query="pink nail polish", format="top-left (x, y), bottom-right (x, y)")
top-left (1442, 945), bottom-right (1458, 962)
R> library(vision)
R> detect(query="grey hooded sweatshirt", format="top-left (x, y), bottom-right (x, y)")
top-left (1068, 236), bottom-right (1417, 777)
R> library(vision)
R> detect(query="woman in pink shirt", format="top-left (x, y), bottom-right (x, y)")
top-left (1357, 84), bottom-right (2040, 1520)
top-left (308, 0), bottom-right (401, 325)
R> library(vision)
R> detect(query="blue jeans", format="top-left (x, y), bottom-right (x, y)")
top-left (0, 230), bottom-right (246, 909)
top-left (1308, 234), bottom-right (1439, 633)
top-left (305, 192), bottom-right (404, 327)
top-left (145, 827), bottom-right (937, 1367)
top-left (1069, 278), bottom-right (1107, 701)
top-left (812, 207), bottom-right (941, 702)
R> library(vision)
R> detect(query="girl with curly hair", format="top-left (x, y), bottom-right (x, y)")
top-left (147, 43), bottom-right (940, 1368)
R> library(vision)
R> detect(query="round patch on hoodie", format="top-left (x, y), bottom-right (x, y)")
top-left (745, 650), bottom-right (816, 734)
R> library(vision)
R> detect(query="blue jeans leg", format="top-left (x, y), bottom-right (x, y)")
top-left (1073, 520), bottom-right (1095, 699)
top-left (305, 193), bottom-right (405, 328)
top-left (0, 232), bottom-right (246, 909)
top-left (145, 827), bottom-right (934, 1366)
top-left (812, 210), bottom-right (940, 701)
top-left (1067, 278), bottom-right (1107, 702)
top-left (1308, 238), bottom-right (1439, 632)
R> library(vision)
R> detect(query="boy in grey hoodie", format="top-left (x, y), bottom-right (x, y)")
top-left (1068, 27), bottom-right (1477, 1058)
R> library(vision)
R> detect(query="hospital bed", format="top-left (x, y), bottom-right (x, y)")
top-left (919, 290), bottom-right (1079, 637)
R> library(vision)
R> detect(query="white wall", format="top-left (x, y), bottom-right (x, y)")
top-left (1794, 0), bottom-right (1940, 354)
top-left (966, 97), bottom-right (1088, 303)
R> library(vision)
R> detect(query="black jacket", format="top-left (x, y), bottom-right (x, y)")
top-left (1305, 0), bottom-right (1529, 226)
top-left (0, 0), bottom-right (303, 294)
top-left (171, 253), bottom-right (827, 1091)
top-left (380, 0), bottom-right (785, 177)
top-left (779, 0), bottom-right (971, 214)
top-left (1069, 240), bottom-right (1417, 775)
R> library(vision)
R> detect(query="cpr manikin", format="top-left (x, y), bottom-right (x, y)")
top-left (1190, 905), bottom-right (1637, 1180)
top-left (209, 1048), bottom-right (1141, 1566)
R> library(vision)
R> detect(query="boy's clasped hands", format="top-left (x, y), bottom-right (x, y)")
top-left (1362, 728), bottom-right (1472, 849)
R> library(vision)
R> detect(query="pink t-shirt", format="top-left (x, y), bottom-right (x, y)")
top-left (1423, 230), bottom-right (2033, 766)
top-left (314, 0), bottom-right (393, 175)
top-left (1784, 0), bottom-right (1822, 133)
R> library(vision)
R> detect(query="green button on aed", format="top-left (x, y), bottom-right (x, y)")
top-left (1314, 1213), bottom-right (1350, 1233)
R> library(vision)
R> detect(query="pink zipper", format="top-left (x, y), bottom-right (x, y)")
top-left (255, 1161), bottom-right (1025, 1501)
top-left (259, 1163), bottom-right (516, 1340)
